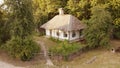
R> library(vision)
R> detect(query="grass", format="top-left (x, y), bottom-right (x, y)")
top-left (0, 36), bottom-right (120, 68)
top-left (49, 41), bottom-right (85, 60)
top-left (59, 49), bottom-right (120, 68)
top-left (34, 36), bottom-right (58, 49)
top-left (30, 48), bottom-right (120, 68)
top-left (31, 36), bottom-right (120, 68)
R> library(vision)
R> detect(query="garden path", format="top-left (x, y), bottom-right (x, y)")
top-left (36, 41), bottom-right (54, 66)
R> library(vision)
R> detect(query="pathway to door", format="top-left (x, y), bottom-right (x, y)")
top-left (36, 41), bottom-right (54, 66)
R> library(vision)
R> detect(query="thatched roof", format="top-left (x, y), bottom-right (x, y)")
top-left (41, 14), bottom-right (85, 31)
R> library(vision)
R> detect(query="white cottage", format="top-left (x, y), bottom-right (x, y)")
top-left (41, 8), bottom-right (85, 41)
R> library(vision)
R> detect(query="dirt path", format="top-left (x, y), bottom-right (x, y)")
top-left (37, 41), bottom-right (54, 66)
top-left (0, 61), bottom-right (24, 68)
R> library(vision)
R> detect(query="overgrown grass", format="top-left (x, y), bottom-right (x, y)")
top-left (49, 37), bottom-right (62, 43)
top-left (49, 41), bottom-right (84, 60)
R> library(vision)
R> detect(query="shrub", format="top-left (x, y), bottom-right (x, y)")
top-left (114, 32), bottom-right (120, 39)
top-left (83, 6), bottom-right (112, 48)
top-left (113, 27), bottom-right (120, 39)
top-left (49, 41), bottom-right (83, 60)
top-left (6, 37), bottom-right (40, 61)
top-left (113, 18), bottom-right (120, 39)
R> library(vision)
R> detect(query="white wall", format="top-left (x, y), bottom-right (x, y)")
top-left (46, 29), bottom-right (51, 36)
top-left (51, 30), bottom-right (69, 40)
top-left (45, 29), bottom-right (80, 41)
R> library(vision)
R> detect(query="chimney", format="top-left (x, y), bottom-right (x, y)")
top-left (58, 8), bottom-right (64, 15)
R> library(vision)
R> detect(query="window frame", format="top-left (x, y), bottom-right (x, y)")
top-left (63, 32), bottom-right (67, 37)
top-left (72, 31), bottom-right (76, 37)
top-left (56, 31), bottom-right (59, 36)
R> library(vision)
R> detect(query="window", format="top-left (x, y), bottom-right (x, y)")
top-left (79, 29), bottom-right (83, 36)
top-left (64, 32), bottom-right (67, 37)
top-left (72, 31), bottom-right (76, 37)
top-left (49, 30), bottom-right (52, 36)
top-left (56, 32), bottom-right (59, 36)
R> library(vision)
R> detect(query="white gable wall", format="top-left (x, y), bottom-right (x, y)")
top-left (46, 29), bottom-right (50, 36)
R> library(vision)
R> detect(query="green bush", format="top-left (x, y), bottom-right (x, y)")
top-left (49, 41), bottom-right (83, 60)
top-left (6, 37), bottom-right (40, 61)
top-left (113, 28), bottom-right (120, 39)
top-left (115, 32), bottom-right (120, 39)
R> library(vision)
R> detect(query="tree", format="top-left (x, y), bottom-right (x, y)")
top-left (66, 0), bottom-right (80, 18)
top-left (0, 7), bottom-right (11, 45)
top-left (78, 0), bottom-right (91, 20)
top-left (59, 0), bottom-right (68, 7)
top-left (107, 0), bottom-right (120, 39)
top-left (90, 0), bottom-right (109, 6)
top-left (4, 0), bottom-right (40, 61)
top-left (33, 0), bottom-right (61, 33)
top-left (5, 0), bottom-right (35, 38)
top-left (0, 9), bottom-right (4, 45)
top-left (84, 5), bottom-right (112, 48)
top-left (66, 0), bottom-right (91, 20)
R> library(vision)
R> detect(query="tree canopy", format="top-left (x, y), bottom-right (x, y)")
top-left (3, 0), bottom-right (40, 61)
top-left (84, 5), bottom-right (112, 48)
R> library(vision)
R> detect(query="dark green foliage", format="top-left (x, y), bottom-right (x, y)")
top-left (5, 0), bottom-right (35, 38)
top-left (79, 0), bottom-right (91, 20)
top-left (90, 0), bottom-right (109, 6)
top-left (113, 27), bottom-right (120, 39)
top-left (113, 18), bottom-right (120, 39)
top-left (114, 32), bottom-right (120, 39)
top-left (0, 9), bottom-right (11, 45)
top-left (0, 10), bottom-right (4, 45)
top-left (84, 5), bottom-right (112, 48)
top-left (107, 0), bottom-right (120, 39)
top-left (66, 0), bottom-right (91, 20)
top-left (6, 37), bottom-right (40, 61)
top-left (49, 41), bottom-right (83, 60)
top-left (3, 0), bottom-right (40, 61)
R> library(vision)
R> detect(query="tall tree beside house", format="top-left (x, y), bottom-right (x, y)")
top-left (84, 5), bottom-right (112, 48)
top-left (4, 0), bottom-right (40, 61)
top-left (107, 0), bottom-right (120, 39)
